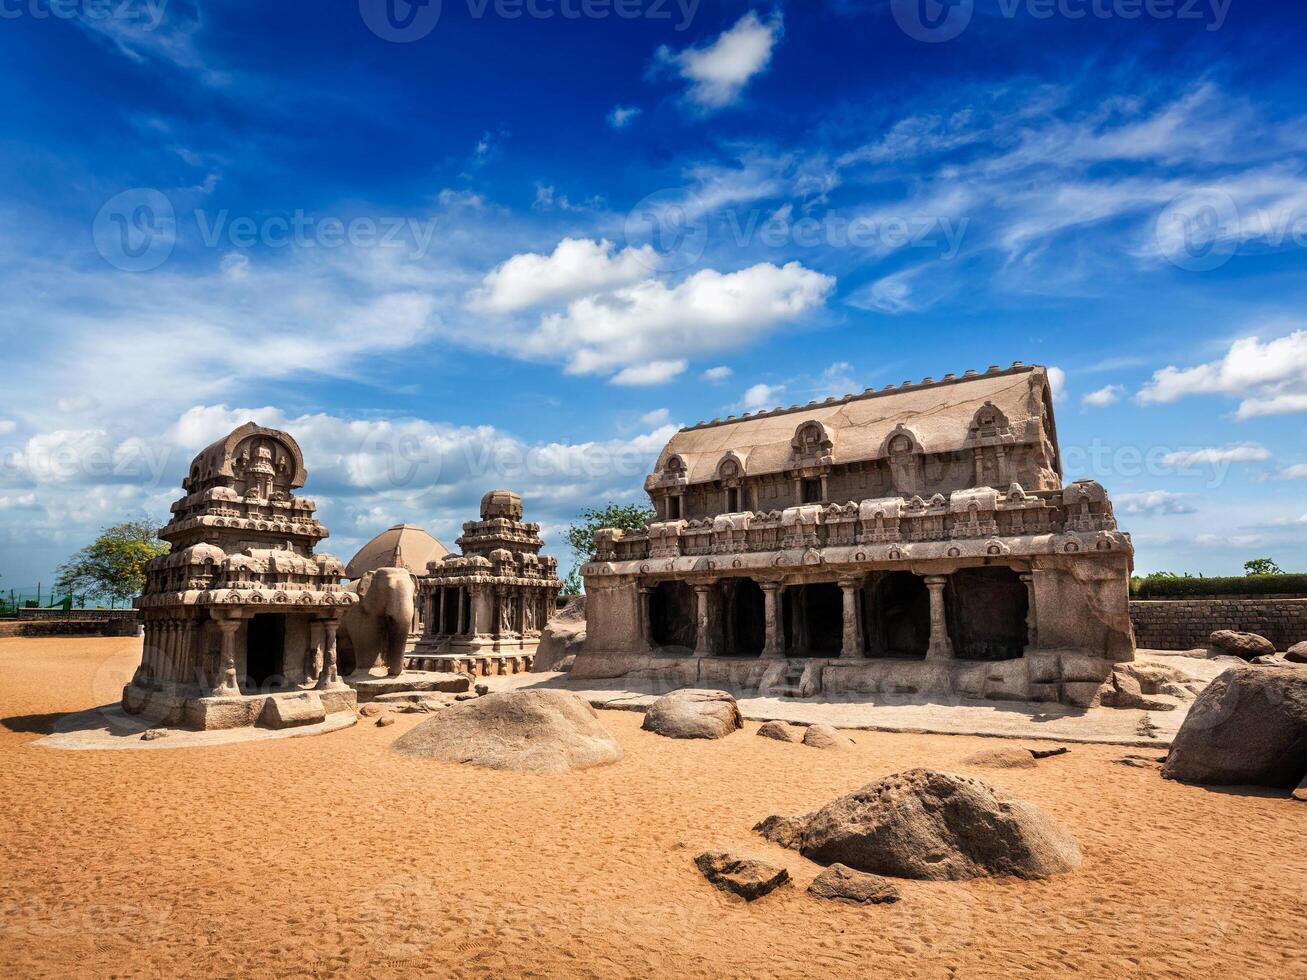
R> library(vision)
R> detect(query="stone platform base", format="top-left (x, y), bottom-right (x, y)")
top-left (121, 681), bottom-right (357, 732)
top-left (406, 654), bottom-right (533, 677)
top-left (567, 648), bottom-right (1119, 707)
top-left (347, 671), bottom-right (471, 703)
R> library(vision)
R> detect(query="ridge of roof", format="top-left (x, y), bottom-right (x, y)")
top-left (679, 362), bottom-right (1039, 433)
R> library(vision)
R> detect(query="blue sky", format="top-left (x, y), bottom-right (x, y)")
top-left (1, 0), bottom-right (1306, 590)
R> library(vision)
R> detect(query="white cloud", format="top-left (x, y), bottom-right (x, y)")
top-left (701, 366), bottom-right (733, 381)
top-left (1274, 463), bottom-right (1307, 479)
top-left (609, 360), bottom-right (688, 386)
top-left (816, 361), bottom-right (858, 398)
top-left (740, 382), bottom-right (785, 412)
top-left (0, 420), bottom-right (16, 436)
top-left (1115, 491), bottom-right (1199, 516)
top-left (607, 105), bottom-right (642, 130)
top-left (469, 238), bottom-right (657, 314)
top-left (1046, 366), bottom-right (1067, 403)
top-left (1137, 329), bottom-right (1307, 418)
top-left (655, 11), bottom-right (783, 111)
top-left (530, 261), bottom-right (834, 378)
top-left (640, 408), bottom-right (672, 427)
top-left (1161, 444), bottom-right (1272, 467)
top-left (1080, 383), bottom-right (1124, 408)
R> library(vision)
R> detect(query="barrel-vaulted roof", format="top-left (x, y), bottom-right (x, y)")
top-left (651, 364), bottom-right (1058, 488)
top-left (345, 524), bottom-right (450, 580)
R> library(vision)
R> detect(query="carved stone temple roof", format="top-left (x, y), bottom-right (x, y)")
top-left (137, 422), bottom-right (352, 610)
top-left (424, 490), bottom-right (563, 589)
top-left (345, 524), bottom-right (450, 580)
top-left (650, 363), bottom-right (1061, 490)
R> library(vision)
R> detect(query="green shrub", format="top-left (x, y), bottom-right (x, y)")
top-left (1131, 574), bottom-right (1307, 598)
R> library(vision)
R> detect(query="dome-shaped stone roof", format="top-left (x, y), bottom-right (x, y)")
top-left (345, 524), bottom-right (450, 580)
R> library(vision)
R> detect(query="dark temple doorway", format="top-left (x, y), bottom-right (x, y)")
top-left (725, 579), bottom-right (765, 656)
top-left (246, 613), bottom-right (286, 689)
top-left (874, 572), bottom-right (929, 659)
top-left (650, 581), bottom-right (696, 652)
top-left (949, 567), bottom-right (1029, 660)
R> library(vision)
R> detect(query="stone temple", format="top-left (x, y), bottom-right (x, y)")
top-left (125, 422), bottom-right (357, 730)
top-left (410, 491), bottom-right (563, 676)
top-left (575, 364), bottom-right (1136, 705)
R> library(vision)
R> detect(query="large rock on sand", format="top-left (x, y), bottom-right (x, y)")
top-left (1208, 630), bottom-right (1276, 660)
top-left (533, 596), bottom-right (586, 672)
top-left (642, 689), bottom-right (742, 740)
top-left (1286, 641), bottom-right (1307, 664)
top-left (392, 689), bottom-right (622, 773)
top-left (802, 724), bottom-right (854, 750)
top-left (757, 720), bottom-right (802, 742)
top-left (1162, 665), bottom-right (1307, 788)
top-left (807, 864), bottom-right (901, 905)
top-left (759, 768), bottom-right (1081, 881)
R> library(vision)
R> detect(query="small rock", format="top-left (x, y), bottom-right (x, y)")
top-left (753, 813), bottom-right (809, 850)
top-left (961, 747), bottom-right (1036, 769)
top-left (1029, 746), bottom-right (1069, 760)
top-left (757, 720), bottom-right (801, 742)
top-left (802, 724), bottom-right (854, 750)
top-left (455, 693), bottom-right (478, 702)
top-left (359, 703), bottom-right (389, 718)
top-left (140, 728), bottom-right (170, 741)
top-left (1208, 630), bottom-right (1276, 660)
top-left (475, 684), bottom-right (489, 697)
top-left (807, 864), bottom-right (901, 905)
top-left (1286, 642), bottom-right (1307, 664)
top-left (1251, 654), bottom-right (1291, 667)
top-left (376, 715), bottom-right (396, 728)
top-left (1115, 756), bottom-right (1160, 769)
top-left (1293, 776), bottom-right (1307, 802)
top-left (642, 689), bottom-right (742, 740)
top-left (694, 851), bottom-right (790, 901)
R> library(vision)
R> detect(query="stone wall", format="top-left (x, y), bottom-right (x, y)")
top-left (16, 608), bottom-right (140, 622)
top-left (0, 617), bottom-right (141, 639)
top-left (1129, 597), bottom-right (1307, 651)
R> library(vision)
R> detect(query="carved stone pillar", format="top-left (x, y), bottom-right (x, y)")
top-left (760, 582), bottom-right (784, 659)
top-left (212, 617), bottom-right (242, 697)
top-left (1020, 571), bottom-right (1038, 650)
top-left (924, 575), bottom-right (954, 661)
top-left (316, 618), bottom-right (348, 691)
top-left (839, 576), bottom-right (863, 659)
top-left (693, 582), bottom-right (717, 658)
top-left (639, 586), bottom-right (656, 650)
top-left (306, 620), bottom-right (324, 685)
top-left (456, 588), bottom-right (466, 636)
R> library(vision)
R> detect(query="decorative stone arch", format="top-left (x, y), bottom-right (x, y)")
top-left (715, 451), bottom-right (748, 512)
top-left (185, 421), bottom-right (308, 494)
top-left (879, 424), bottom-right (926, 496)
top-left (789, 419), bottom-right (835, 463)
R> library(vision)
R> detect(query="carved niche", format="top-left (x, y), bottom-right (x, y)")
top-left (880, 424), bottom-right (925, 496)
top-left (789, 420), bottom-right (834, 472)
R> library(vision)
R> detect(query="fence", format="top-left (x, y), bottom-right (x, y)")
top-left (0, 587), bottom-right (119, 619)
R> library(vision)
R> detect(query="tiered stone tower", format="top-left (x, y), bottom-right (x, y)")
top-left (410, 490), bottom-right (563, 676)
top-left (125, 421), bottom-right (356, 730)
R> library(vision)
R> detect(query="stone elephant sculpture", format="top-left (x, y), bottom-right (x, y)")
top-left (339, 567), bottom-right (416, 678)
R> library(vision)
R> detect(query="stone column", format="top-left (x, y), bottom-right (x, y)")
top-left (211, 617), bottom-right (242, 697)
top-left (456, 588), bottom-right (466, 636)
top-left (1020, 571), bottom-right (1038, 650)
top-left (316, 618), bottom-right (348, 691)
top-left (760, 582), bottom-right (784, 659)
top-left (839, 576), bottom-right (864, 659)
top-left (306, 620), bottom-right (324, 685)
top-left (693, 582), bottom-right (717, 657)
top-left (924, 575), bottom-right (954, 661)
top-left (639, 587), bottom-right (656, 650)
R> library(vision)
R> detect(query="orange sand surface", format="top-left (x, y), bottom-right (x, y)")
top-left (1, 637), bottom-right (1304, 980)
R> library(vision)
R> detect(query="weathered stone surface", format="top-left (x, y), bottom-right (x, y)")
top-left (1287, 642), bottom-right (1307, 664)
top-left (392, 689), bottom-right (622, 774)
top-left (1251, 654), bottom-right (1297, 667)
top-left (1162, 665), bottom-right (1307, 788)
top-left (642, 689), bottom-right (742, 740)
top-left (1029, 746), bottom-right (1069, 760)
top-left (534, 596), bottom-right (586, 672)
top-left (753, 813), bottom-right (809, 850)
top-left (359, 702), bottom-right (390, 718)
top-left (1293, 776), bottom-right (1307, 801)
top-left (1208, 630), bottom-right (1276, 660)
top-left (757, 720), bottom-right (802, 742)
top-left (694, 852), bottom-right (790, 901)
top-left (376, 715), bottom-right (396, 728)
top-left (352, 673), bottom-right (470, 703)
top-left (802, 724), bottom-right (854, 750)
top-left (961, 747), bottom-right (1036, 769)
top-left (771, 769), bottom-right (1081, 881)
top-left (260, 692), bottom-right (327, 729)
top-left (807, 864), bottom-right (901, 905)
top-left (140, 728), bottom-right (170, 741)
top-left (1097, 664), bottom-right (1182, 711)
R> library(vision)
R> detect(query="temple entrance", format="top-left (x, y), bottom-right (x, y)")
top-left (650, 581), bottom-right (696, 652)
top-left (872, 572), bottom-right (929, 659)
top-left (246, 613), bottom-right (286, 689)
top-left (949, 567), bottom-right (1028, 660)
top-left (724, 579), bottom-right (765, 656)
top-left (782, 583), bottom-right (842, 656)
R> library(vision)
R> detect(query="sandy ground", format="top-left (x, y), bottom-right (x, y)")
top-left (1, 637), bottom-right (1303, 980)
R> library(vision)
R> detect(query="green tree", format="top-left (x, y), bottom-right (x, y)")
top-left (561, 502), bottom-right (655, 594)
top-left (55, 520), bottom-right (167, 605)
top-left (1243, 558), bottom-right (1283, 576)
